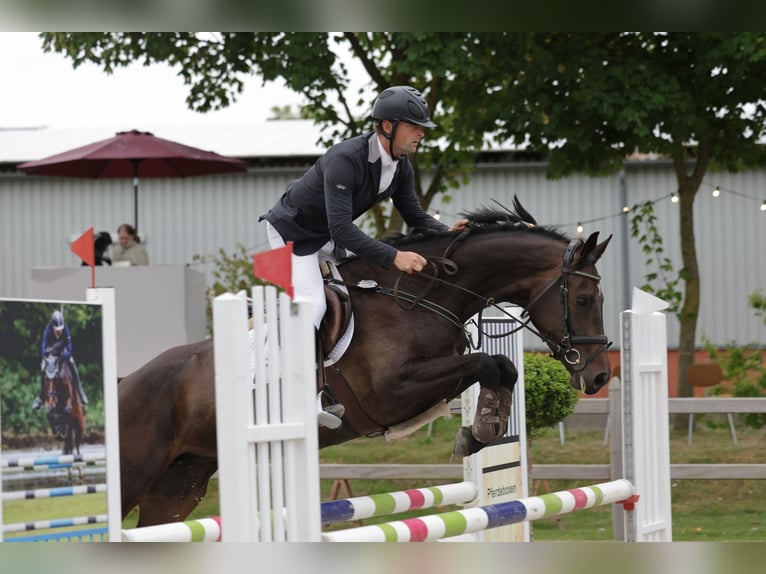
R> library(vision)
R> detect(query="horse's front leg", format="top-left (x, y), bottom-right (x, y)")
top-left (394, 352), bottom-right (517, 457)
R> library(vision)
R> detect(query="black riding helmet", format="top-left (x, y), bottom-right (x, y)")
top-left (372, 85), bottom-right (436, 157)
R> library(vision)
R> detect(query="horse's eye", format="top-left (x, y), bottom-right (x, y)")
top-left (576, 296), bottom-right (589, 306)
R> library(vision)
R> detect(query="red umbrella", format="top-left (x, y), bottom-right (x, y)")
top-left (17, 130), bottom-right (248, 232)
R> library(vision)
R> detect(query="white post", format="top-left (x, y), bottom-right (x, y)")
top-left (213, 286), bottom-right (321, 542)
top-left (621, 288), bottom-right (673, 542)
top-left (86, 288), bottom-right (122, 543)
top-left (213, 291), bottom-right (255, 541)
top-left (462, 313), bottom-right (528, 542)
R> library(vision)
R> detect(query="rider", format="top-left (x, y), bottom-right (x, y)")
top-left (33, 310), bottom-right (88, 410)
top-left (260, 85), bottom-right (467, 428)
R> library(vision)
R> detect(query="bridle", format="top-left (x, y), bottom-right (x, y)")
top-left (333, 232), bottom-right (611, 373)
top-left (521, 239), bottom-right (612, 372)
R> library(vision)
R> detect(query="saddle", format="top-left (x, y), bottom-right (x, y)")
top-left (318, 283), bottom-right (353, 360)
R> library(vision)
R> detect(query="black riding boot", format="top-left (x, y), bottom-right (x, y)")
top-left (315, 329), bottom-right (343, 428)
top-left (32, 374), bottom-right (45, 411)
top-left (69, 359), bottom-right (88, 405)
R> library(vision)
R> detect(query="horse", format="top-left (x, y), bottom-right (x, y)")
top-left (42, 353), bottom-right (84, 455)
top-left (117, 198), bottom-right (612, 527)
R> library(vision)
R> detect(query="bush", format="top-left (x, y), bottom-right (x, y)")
top-left (192, 243), bottom-right (265, 335)
top-left (703, 338), bottom-right (766, 429)
top-left (523, 352), bottom-right (579, 437)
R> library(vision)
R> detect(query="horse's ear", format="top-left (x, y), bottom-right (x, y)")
top-left (582, 232), bottom-right (612, 263)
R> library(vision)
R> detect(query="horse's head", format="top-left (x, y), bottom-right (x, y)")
top-left (524, 231), bottom-right (613, 395)
top-left (42, 353), bottom-right (70, 421)
top-left (43, 353), bottom-right (59, 381)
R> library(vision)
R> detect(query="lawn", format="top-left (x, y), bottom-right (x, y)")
top-left (167, 414), bottom-right (765, 542)
top-left (12, 411), bottom-right (762, 542)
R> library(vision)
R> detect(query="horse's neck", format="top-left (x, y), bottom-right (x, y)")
top-left (439, 234), bottom-right (563, 316)
top-left (338, 233), bottom-right (563, 319)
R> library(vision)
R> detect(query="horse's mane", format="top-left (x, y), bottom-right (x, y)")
top-left (383, 195), bottom-right (570, 248)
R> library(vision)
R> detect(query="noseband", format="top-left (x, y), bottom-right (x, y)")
top-left (522, 239), bottom-right (612, 371)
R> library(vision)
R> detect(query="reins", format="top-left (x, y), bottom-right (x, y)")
top-left (334, 224), bottom-right (611, 370)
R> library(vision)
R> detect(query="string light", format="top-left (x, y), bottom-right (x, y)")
top-left (431, 180), bottom-right (765, 229)
top-left (433, 210), bottom-right (441, 221)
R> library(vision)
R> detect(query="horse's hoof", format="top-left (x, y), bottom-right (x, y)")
top-left (451, 426), bottom-right (473, 461)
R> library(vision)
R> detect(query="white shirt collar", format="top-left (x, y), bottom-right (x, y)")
top-left (369, 133), bottom-right (399, 193)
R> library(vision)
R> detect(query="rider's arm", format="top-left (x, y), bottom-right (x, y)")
top-left (324, 153), bottom-right (398, 268)
top-left (390, 160), bottom-right (448, 233)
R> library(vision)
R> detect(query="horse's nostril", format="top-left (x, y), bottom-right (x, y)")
top-left (595, 371), bottom-right (610, 390)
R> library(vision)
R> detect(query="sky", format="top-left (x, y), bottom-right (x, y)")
top-left (1, 32), bottom-right (303, 130)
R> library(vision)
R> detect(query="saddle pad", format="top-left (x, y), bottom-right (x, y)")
top-left (323, 262), bottom-right (354, 367)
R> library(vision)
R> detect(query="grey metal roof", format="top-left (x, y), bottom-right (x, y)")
top-left (0, 119), bottom-right (326, 164)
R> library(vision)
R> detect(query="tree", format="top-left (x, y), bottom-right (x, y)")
top-left (481, 33), bottom-right (766, 399)
top-left (39, 32), bottom-right (503, 236)
top-left (41, 32), bottom-right (766, 399)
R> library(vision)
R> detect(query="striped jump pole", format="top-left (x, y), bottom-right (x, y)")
top-left (1, 452), bottom-right (106, 471)
top-left (3, 514), bottom-right (108, 535)
top-left (122, 481), bottom-right (480, 541)
top-left (321, 481), bottom-right (478, 524)
top-left (322, 479), bottom-right (637, 542)
top-left (3, 483), bottom-right (106, 501)
top-left (122, 517), bottom-right (222, 542)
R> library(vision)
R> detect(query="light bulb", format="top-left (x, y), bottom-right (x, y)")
top-left (622, 205), bottom-right (630, 213)
top-left (671, 193), bottom-right (679, 203)
top-left (761, 200), bottom-right (766, 212)
top-left (576, 222), bottom-right (583, 233)
top-left (433, 210), bottom-right (441, 220)
top-left (712, 186), bottom-right (720, 197)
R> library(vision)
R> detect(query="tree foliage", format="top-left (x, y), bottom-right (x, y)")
top-left (481, 33), bottom-right (766, 398)
top-left (41, 32), bottom-right (766, 399)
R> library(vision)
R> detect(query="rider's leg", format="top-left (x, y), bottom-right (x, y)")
top-left (266, 223), bottom-right (343, 428)
top-left (32, 372), bottom-right (44, 411)
top-left (69, 359), bottom-right (87, 404)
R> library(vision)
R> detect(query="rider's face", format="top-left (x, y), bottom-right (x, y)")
top-left (383, 120), bottom-right (426, 157)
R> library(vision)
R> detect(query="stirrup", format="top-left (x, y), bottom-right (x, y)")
top-left (316, 393), bottom-right (344, 429)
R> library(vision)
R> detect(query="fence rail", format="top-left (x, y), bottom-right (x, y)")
top-left (319, 397), bottom-right (766, 483)
top-left (572, 397), bottom-right (766, 415)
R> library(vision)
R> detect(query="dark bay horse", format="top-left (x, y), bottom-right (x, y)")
top-left (42, 353), bottom-right (84, 455)
top-left (118, 199), bottom-right (612, 526)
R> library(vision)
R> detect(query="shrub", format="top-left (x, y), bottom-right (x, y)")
top-left (523, 352), bottom-right (579, 437)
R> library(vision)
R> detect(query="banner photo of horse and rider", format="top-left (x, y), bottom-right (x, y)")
top-left (0, 300), bottom-right (106, 455)
top-left (0, 299), bottom-right (111, 541)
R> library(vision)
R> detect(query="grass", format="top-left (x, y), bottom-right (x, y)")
top-left (118, 414), bottom-right (765, 541)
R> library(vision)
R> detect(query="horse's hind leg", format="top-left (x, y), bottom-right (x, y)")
top-left (134, 459), bottom-right (218, 527)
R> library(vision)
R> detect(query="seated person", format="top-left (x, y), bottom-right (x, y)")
top-left (112, 223), bottom-right (149, 266)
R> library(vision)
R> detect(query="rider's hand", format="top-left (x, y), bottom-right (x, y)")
top-left (450, 219), bottom-right (470, 231)
top-left (393, 250), bottom-right (427, 274)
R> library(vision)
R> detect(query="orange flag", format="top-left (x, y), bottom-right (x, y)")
top-left (253, 242), bottom-right (294, 299)
top-left (71, 227), bottom-right (95, 266)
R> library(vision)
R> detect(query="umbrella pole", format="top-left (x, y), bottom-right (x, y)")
top-left (131, 159), bottom-right (140, 233)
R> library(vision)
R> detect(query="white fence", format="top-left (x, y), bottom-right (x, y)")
top-left (213, 287), bottom-right (321, 542)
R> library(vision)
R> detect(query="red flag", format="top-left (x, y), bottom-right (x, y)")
top-left (71, 227), bottom-right (95, 266)
top-left (253, 242), bottom-right (294, 298)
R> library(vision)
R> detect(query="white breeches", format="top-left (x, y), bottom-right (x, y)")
top-left (266, 222), bottom-right (337, 329)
